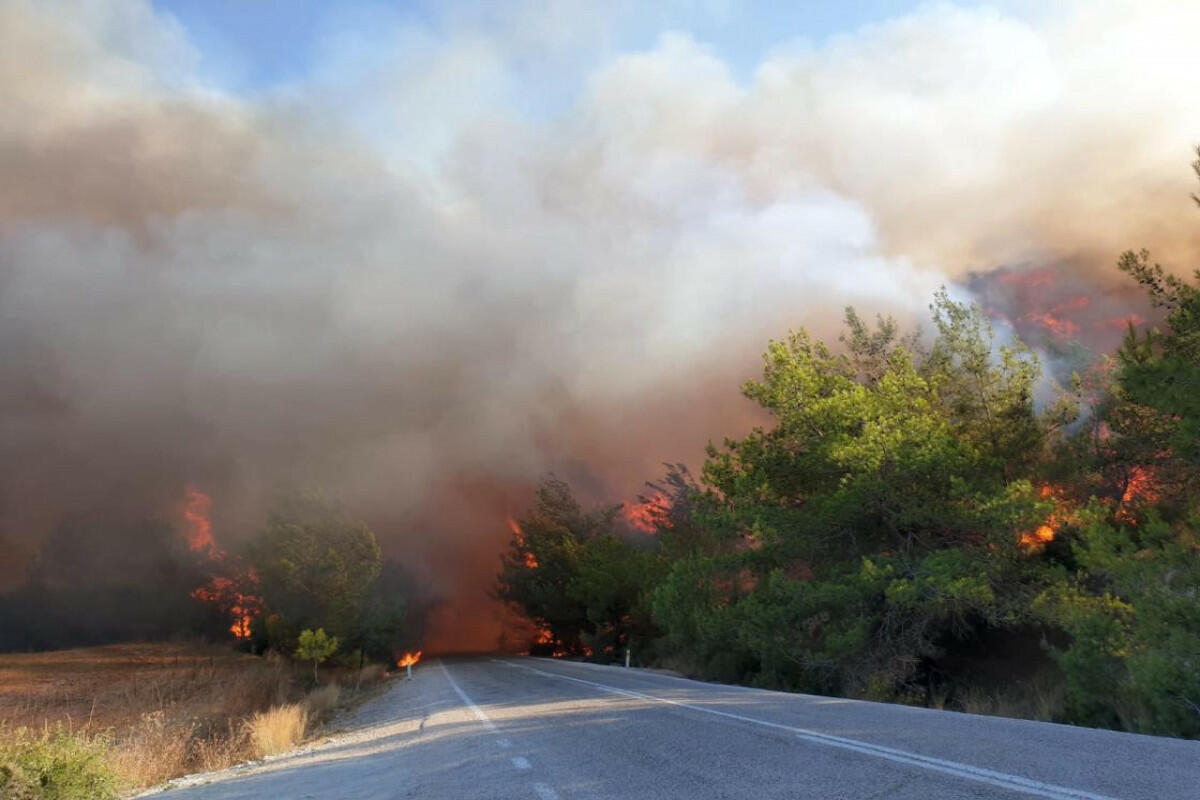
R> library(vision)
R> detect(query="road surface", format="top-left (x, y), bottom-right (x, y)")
top-left (147, 656), bottom-right (1200, 799)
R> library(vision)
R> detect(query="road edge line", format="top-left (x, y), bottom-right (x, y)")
top-left (494, 658), bottom-right (1117, 800)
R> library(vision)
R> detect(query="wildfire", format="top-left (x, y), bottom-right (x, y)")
top-left (397, 651), bottom-right (422, 668)
top-left (1020, 484), bottom-right (1069, 551)
top-left (624, 491), bottom-right (672, 534)
top-left (182, 487), bottom-right (217, 554)
top-left (508, 515), bottom-right (539, 568)
top-left (1024, 311), bottom-right (1080, 340)
top-left (1116, 465), bottom-right (1161, 524)
top-left (181, 486), bottom-right (262, 640)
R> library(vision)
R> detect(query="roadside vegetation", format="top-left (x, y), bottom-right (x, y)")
top-left (1, 477), bottom-right (423, 798)
top-left (497, 151), bottom-right (1200, 740)
top-left (0, 642), bottom-right (390, 798)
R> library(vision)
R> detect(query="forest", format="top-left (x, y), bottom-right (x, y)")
top-left (496, 153), bottom-right (1200, 739)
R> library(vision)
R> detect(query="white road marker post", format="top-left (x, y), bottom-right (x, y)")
top-left (625, 647), bottom-right (631, 668)
top-left (407, 662), bottom-right (413, 679)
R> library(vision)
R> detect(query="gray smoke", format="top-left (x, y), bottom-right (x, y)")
top-left (2, 0), bottom-right (1197, 648)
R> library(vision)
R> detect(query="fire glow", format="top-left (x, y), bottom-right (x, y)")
top-left (181, 487), bottom-right (262, 639)
top-left (1020, 485), bottom-right (1065, 551)
top-left (1116, 465), bottom-right (1161, 524)
top-left (397, 650), bottom-right (421, 678)
top-left (624, 492), bottom-right (672, 534)
top-left (508, 516), bottom-right (538, 568)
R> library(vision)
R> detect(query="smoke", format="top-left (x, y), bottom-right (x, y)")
top-left (1, 0), bottom-right (1197, 649)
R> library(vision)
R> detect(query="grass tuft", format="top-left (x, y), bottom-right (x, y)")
top-left (302, 685), bottom-right (341, 722)
top-left (247, 704), bottom-right (307, 758)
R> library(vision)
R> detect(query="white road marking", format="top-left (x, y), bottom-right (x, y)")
top-left (442, 661), bottom-right (563, 799)
top-left (439, 659), bottom-right (498, 732)
top-left (496, 659), bottom-right (1118, 800)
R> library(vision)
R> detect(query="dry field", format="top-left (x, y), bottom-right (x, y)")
top-left (0, 641), bottom-right (385, 792)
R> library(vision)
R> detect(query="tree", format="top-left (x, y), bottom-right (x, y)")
top-left (656, 297), bottom-right (1070, 697)
top-left (496, 477), bottom-right (612, 656)
top-left (295, 628), bottom-right (339, 683)
top-left (1041, 153), bottom-right (1200, 736)
top-left (246, 491), bottom-right (383, 653)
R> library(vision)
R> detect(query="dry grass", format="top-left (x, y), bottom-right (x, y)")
top-left (247, 704), bottom-right (307, 758)
top-left (0, 642), bottom-right (384, 793)
top-left (959, 674), bottom-right (1065, 722)
top-left (302, 684), bottom-right (342, 721)
top-left (0, 642), bottom-right (295, 789)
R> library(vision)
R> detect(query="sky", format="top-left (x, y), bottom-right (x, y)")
top-left (153, 1), bottom-right (936, 92)
top-left (2, 0), bottom-right (1198, 649)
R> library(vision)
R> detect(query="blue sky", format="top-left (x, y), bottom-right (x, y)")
top-left (152, 0), bottom-right (931, 92)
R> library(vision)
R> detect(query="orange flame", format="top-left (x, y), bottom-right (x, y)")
top-left (397, 651), bottom-right (422, 668)
top-left (1116, 465), bottom-right (1161, 524)
top-left (182, 488), bottom-right (216, 554)
top-left (1024, 311), bottom-right (1080, 339)
top-left (624, 491), bottom-right (672, 534)
top-left (181, 486), bottom-right (261, 639)
top-left (1020, 484), bottom-right (1067, 550)
top-left (508, 515), bottom-right (538, 568)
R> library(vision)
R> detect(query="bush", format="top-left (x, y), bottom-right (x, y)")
top-left (0, 725), bottom-right (119, 800)
top-left (246, 705), bottom-right (307, 758)
top-left (302, 685), bottom-right (341, 721)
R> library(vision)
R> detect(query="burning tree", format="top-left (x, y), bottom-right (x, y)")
top-left (653, 294), bottom-right (1076, 692)
top-left (246, 491), bottom-right (413, 664)
top-left (181, 488), bottom-right (262, 641)
top-left (496, 477), bottom-right (663, 659)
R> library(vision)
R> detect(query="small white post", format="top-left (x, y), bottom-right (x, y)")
top-left (406, 663), bottom-right (413, 679)
top-left (624, 647), bottom-right (631, 668)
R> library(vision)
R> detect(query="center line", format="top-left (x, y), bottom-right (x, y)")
top-left (495, 659), bottom-right (1117, 800)
top-left (512, 756), bottom-right (532, 770)
top-left (533, 782), bottom-right (560, 799)
top-left (439, 659), bottom-right (497, 732)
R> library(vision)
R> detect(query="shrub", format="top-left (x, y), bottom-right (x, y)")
top-left (295, 629), bottom-right (339, 683)
top-left (0, 725), bottom-right (119, 800)
top-left (302, 685), bottom-right (341, 721)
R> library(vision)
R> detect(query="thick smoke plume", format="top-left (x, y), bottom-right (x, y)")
top-left (2, 0), bottom-right (1198, 650)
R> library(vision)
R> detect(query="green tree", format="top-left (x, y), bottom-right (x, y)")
top-left (295, 628), bottom-right (339, 683)
top-left (656, 296), bottom-right (1070, 697)
top-left (1043, 152), bottom-right (1200, 736)
top-left (247, 491), bottom-right (382, 653)
top-left (496, 477), bottom-right (612, 655)
top-left (573, 532), bottom-right (663, 660)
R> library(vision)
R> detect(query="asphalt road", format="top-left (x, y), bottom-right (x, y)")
top-left (147, 656), bottom-right (1200, 799)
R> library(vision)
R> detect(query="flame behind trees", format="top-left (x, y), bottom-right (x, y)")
top-left (496, 477), bottom-right (664, 659)
top-left (660, 155), bottom-right (1200, 737)
top-left (180, 487), bottom-right (261, 640)
top-left (244, 491), bottom-right (418, 664)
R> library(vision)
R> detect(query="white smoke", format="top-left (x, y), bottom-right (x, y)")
top-left (2, 0), bottom-right (1197, 645)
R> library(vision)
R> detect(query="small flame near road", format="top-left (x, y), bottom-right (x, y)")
top-left (397, 650), bottom-right (422, 679)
